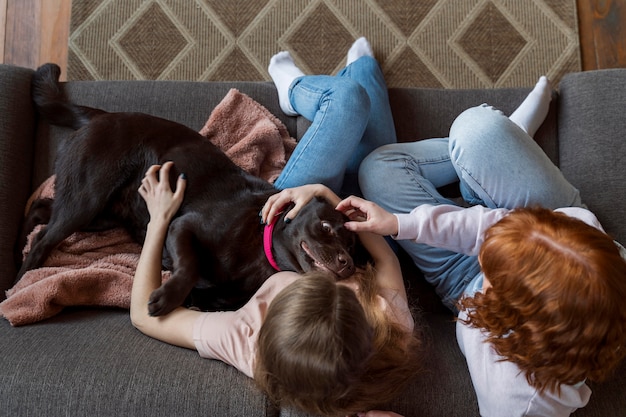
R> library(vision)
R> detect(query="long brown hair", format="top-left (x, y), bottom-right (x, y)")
top-left (459, 207), bottom-right (626, 393)
top-left (254, 265), bottom-right (424, 416)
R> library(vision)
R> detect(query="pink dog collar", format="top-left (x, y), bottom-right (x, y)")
top-left (263, 216), bottom-right (281, 271)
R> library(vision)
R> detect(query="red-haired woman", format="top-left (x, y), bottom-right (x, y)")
top-left (343, 77), bottom-right (626, 416)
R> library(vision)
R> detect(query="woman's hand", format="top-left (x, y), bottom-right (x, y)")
top-left (132, 161), bottom-right (198, 349)
top-left (260, 184), bottom-right (338, 224)
top-left (336, 196), bottom-right (398, 236)
top-left (138, 161), bottom-right (187, 225)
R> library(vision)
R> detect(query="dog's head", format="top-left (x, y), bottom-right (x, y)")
top-left (270, 197), bottom-right (367, 279)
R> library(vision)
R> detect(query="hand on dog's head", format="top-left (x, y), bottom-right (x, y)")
top-left (271, 197), bottom-right (367, 279)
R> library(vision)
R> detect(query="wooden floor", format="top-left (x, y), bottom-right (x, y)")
top-left (1, 0), bottom-right (625, 80)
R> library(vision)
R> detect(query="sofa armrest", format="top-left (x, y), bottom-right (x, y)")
top-left (558, 69), bottom-right (626, 244)
top-left (0, 64), bottom-right (36, 295)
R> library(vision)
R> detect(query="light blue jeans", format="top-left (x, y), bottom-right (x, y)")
top-left (273, 56), bottom-right (396, 197)
top-left (359, 104), bottom-right (583, 310)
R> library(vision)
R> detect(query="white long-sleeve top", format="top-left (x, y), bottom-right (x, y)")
top-left (394, 204), bottom-right (604, 256)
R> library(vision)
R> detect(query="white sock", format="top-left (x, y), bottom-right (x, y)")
top-left (347, 37), bottom-right (374, 65)
top-left (509, 76), bottom-right (552, 137)
top-left (268, 51), bottom-right (304, 116)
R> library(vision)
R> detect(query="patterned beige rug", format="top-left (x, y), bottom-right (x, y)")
top-left (68, 0), bottom-right (581, 88)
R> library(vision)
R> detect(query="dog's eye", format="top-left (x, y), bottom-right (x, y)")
top-left (321, 221), bottom-right (332, 233)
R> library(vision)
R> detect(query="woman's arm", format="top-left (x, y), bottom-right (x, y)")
top-left (130, 162), bottom-right (201, 349)
top-left (356, 230), bottom-right (406, 301)
top-left (335, 196), bottom-right (406, 301)
top-left (338, 197), bottom-right (508, 257)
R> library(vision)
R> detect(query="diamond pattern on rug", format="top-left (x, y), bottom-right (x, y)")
top-left (117, 3), bottom-right (188, 79)
top-left (204, 0), bottom-right (269, 37)
top-left (210, 48), bottom-right (266, 81)
top-left (68, 0), bottom-right (581, 88)
top-left (384, 46), bottom-right (444, 88)
top-left (457, 2), bottom-right (527, 83)
top-left (285, 3), bottom-right (354, 75)
top-left (375, 0), bottom-right (438, 37)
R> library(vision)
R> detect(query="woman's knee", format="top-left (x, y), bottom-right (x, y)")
top-left (334, 79), bottom-right (371, 119)
top-left (450, 104), bottom-right (508, 141)
top-left (358, 144), bottom-right (403, 199)
top-left (448, 104), bottom-right (516, 162)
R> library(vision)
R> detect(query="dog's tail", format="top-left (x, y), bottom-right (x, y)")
top-left (31, 63), bottom-right (103, 130)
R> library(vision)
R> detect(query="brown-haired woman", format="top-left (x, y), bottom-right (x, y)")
top-left (130, 38), bottom-right (426, 416)
top-left (131, 166), bottom-right (422, 416)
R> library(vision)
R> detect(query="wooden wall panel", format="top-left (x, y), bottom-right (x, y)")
top-left (4, 0), bottom-right (40, 69)
top-left (2, 0), bottom-right (70, 79)
top-left (39, 0), bottom-right (71, 71)
top-left (0, 0), bottom-right (6, 62)
top-left (578, 0), bottom-right (626, 70)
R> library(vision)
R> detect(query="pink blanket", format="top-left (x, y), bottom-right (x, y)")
top-left (200, 88), bottom-right (296, 183)
top-left (0, 89), bottom-right (296, 326)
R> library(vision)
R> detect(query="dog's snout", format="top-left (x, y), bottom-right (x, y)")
top-left (335, 252), bottom-right (355, 279)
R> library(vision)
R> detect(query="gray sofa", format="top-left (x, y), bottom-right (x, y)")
top-left (1, 63), bottom-right (624, 417)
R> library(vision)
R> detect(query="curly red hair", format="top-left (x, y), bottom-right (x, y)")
top-left (459, 207), bottom-right (626, 393)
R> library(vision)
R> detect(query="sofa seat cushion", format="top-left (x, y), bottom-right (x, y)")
top-left (0, 308), bottom-right (273, 417)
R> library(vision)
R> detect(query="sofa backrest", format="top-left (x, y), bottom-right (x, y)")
top-left (0, 65), bottom-right (37, 292)
top-left (558, 69), bottom-right (626, 244)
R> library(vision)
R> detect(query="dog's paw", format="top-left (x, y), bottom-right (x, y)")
top-left (148, 286), bottom-right (185, 316)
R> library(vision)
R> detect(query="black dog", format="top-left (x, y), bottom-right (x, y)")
top-left (17, 63), bottom-right (365, 316)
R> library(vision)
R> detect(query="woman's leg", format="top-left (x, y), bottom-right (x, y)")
top-left (269, 52), bottom-right (370, 193)
top-left (360, 139), bottom-right (457, 211)
top-left (359, 140), bottom-right (481, 311)
top-left (358, 78), bottom-right (581, 310)
top-left (508, 76), bottom-right (552, 138)
top-left (270, 38), bottom-right (395, 196)
top-left (335, 39), bottom-right (397, 195)
top-left (449, 102), bottom-right (583, 210)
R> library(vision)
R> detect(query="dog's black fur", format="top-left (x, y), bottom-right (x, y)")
top-left (17, 63), bottom-right (365, 316)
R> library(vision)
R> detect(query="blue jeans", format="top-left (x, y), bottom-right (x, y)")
top-left (273, 56), bottom-right (396, 197)
top-left (359, 104), bottom-right (582, 310)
